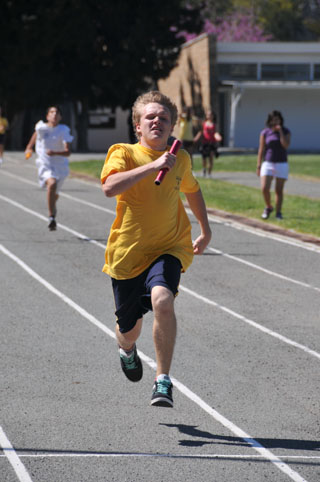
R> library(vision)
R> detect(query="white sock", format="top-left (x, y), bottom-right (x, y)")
top-left (119, 347), bottom-right (134, 357)
top-left (157, 374), bottom-right (171, 382)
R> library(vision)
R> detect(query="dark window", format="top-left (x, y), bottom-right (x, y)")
top-left (314, 64), bottom-right (320, 80)
top-left (218, 63), bottom-right (257, 81)
top-left (89, 108), bottom-right (116, 128)
top-left (261, 64), bottom-right (310, 81)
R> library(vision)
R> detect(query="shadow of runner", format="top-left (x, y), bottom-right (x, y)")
top-left (160, 423), bottom-right (320, 452)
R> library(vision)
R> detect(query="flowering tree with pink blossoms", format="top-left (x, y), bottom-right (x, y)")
top-left (202, 14), bottom-right (273, 42)
top-left (184, 0), bottom-right (320, 42)
top-left (182, 10), bottom-right (273, 42)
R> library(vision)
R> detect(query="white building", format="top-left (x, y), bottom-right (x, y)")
top-left (158, 37), bottom-right (320, 152)
top-left (86, 107), bottom-right (131, 151)
top-left (218, 42), bottom-right (320, 151)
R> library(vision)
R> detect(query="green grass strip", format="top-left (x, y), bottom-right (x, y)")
top-left (70, 156), bottom-right (320, 239)
top-left (193, 178), bottom-right (320, 239)
top-left (192, 154), bottom-right (320, 179)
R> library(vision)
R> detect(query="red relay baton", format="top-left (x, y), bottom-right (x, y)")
top-left (154, 139), bottom-right (182, 186)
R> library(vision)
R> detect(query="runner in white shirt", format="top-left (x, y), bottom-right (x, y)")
top-left (25, 106), bottom-right (73, 231)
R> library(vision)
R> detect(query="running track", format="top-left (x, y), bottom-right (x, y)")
top-left (1, 154), bottom-right (319, 482)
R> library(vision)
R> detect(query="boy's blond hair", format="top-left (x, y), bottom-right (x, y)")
top-left (132, 91), bottom-right (178, 140)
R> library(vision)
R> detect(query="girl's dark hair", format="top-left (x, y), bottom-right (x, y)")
top-left (206, 110), bottom-right (217, 123)
top-left (266, 110), bottom-right (284, 127)
top-left (46, 105), bottom-right (62, 115)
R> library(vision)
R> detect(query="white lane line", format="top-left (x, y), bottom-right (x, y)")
top-left (1, 189), bottom-right (319, 294)
top-left (69, 176), bottom-right (102, 189)
top-left (0, 426), bottom-right (33, 482)
top-left (203, 209), bottom-right (320, 254)
top-left (60, 191), bottom-right (115, 215)
top-left (0, 171), bottom-right (115, 215)
top-left (1, 453), bottom-right (319, 460)
top-left (0, 244), bottom-right (115, 340)
top-left (2, 169), bottom-right (320, 253)
top-left (0, 244), bottom-right (309, 482)
top-left (0, 195), bottom-right (107, 249)
top-left (179, 285), bottom-right (320, 361)
top-left (205, 245), bottom-right (320, 293)
top-left (1, 194), bottom-right (320, 361)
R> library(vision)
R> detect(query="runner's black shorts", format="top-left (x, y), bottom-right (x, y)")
top-left (111, 254), bottom-right (182, 334)
top-left (199, 142), bottom-right (219, 157)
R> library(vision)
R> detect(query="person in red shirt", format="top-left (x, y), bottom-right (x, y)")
top-left (195, 110), bottom-right (222, 177)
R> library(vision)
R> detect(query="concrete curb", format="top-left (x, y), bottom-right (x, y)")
top-left (204, 206), bottom-right (320, 247)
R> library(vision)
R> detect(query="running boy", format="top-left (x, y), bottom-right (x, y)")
top-left (25, 106), bottom-right (73, 230)
top-left (0, 107), bottom-right (9, 165)
top-left (101, 91), bottom-right (212, 407)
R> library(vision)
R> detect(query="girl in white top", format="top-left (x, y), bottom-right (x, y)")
top-left (25, 106), bottom-right (73, 231)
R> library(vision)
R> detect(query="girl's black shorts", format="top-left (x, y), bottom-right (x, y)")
top-left (199, 142), bottom-right (219, 157)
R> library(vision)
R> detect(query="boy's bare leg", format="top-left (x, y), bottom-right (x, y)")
top-left (46, 178), bottom-right (58, 217)
top-left (116, 318), bottom-right (143, 351)
top-left (117, 317), bottom-right (143, 382)
top-left (151, 286), bottom-right (176, 377)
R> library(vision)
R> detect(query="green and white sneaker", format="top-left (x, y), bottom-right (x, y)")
top-left (151, 375), bottom-right (173, 407)
top-left (119, 345), bottom-right (143, 382)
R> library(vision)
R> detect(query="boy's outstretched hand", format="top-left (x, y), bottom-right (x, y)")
top-left (193, 232), bottom-right (212, 255)
top-left (185, 190), bottom-right (212, 255)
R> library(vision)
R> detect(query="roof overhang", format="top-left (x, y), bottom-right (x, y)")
top-left (220, 81), bottom-right (320, 90)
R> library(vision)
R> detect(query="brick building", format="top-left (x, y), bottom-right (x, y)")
top-left (158, 34), bottom-right (216, 122)
top-left (158, 35), bottom-right (320, 151)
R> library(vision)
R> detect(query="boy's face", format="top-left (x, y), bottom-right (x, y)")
top-left (136, 102), bottom-right (173, 150)
top-left (46, 107), bottom-right (61, 126)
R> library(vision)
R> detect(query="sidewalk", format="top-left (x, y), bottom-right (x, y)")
top-left (4, 151), bottom-right (319, 199)
top-left (71, 152), bottom-right (319, 199)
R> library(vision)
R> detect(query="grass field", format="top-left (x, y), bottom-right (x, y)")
top-left (192, 153), bottom-right (320, 179)
top-left (69, 153), bottom-right (320, 239)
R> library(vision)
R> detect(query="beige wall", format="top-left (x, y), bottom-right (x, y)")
top-left (87, 108), bottom-right (130, 152)
top-left (158, 34), bottom-right (214, 137)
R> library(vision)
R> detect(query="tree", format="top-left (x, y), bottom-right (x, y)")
top-left (185, 0), bottom-right (272, 41)
top-left (187, 0), bottom-right (320, 41)
top-left (257, 0), bottom-right (308, 40)
top-left (304, 0), bottom-right (320, 37)
top-left (183, 12), bottom-right (272, 42)
top-left (0, 0), bottom-right (204, 150)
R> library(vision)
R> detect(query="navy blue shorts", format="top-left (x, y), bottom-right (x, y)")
top-left (111, 254), bottom-right (182, 334)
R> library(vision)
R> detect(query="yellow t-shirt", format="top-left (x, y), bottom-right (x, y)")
top-left (179, 117), bottom-right (193, 141)
top-left (101, 143), bottom-right (200, 280)
top-left (0, 117), bottom-right (9, 135)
